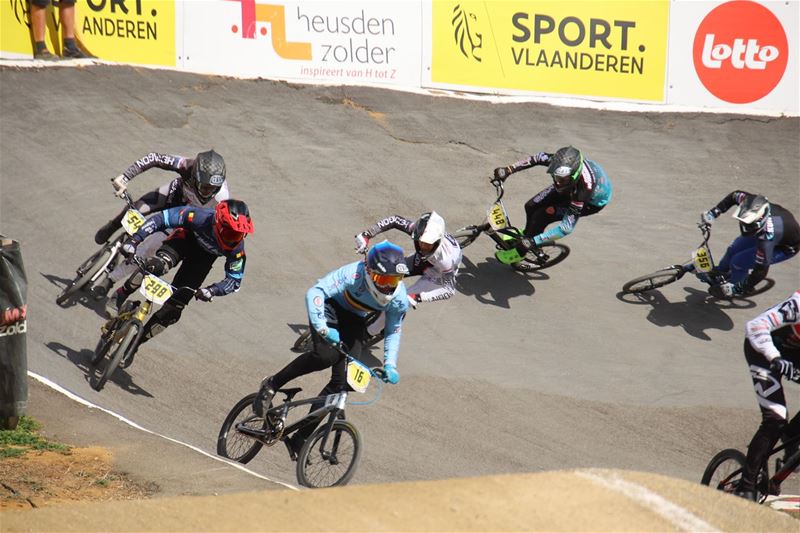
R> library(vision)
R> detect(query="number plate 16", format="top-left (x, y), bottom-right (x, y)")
top-left (121, 209), bottom-right (145, 235)
top-left (346, 359), bottom-right (371, 393)
top-left (140, 274), bottom-right (173, 305)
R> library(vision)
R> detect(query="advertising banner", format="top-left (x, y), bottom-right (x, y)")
top-left (667, 0), bottom-right (798, 115)
top-left (0, 0), bottom-right (175, 65)
top-left (181, 0), bottom-right (421, 87)
top-left (427, 0), bottom-right (669, 102)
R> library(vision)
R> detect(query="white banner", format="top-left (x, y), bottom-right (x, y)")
top-left (181, 0), bottom-right (421, 87)
top-left (666, 0), bottom-right (799, 115)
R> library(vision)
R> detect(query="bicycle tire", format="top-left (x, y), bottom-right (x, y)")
top-left (512, 243), bottom-right (571, 272)
top-left (92, 321), bottom-right (138, 391)
top-left (296, 420), bottom-right (361, 488)
top-left (56, 247), bottom-right (114, 305)
top-left (216, 392), bottom-right (264, 464)
top-left (293, 331), bottom-right (313, 353)
top-left (621, 266), bottom-right (684, 294)
top-left (452, 226), bottom-right (481, 249)
top-left (91, 329), bottom-right (114, 367)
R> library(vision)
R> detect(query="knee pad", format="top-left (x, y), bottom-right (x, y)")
top-left (144, 256), bottom-right (168, 276)
top-left (155, 248), bottom-right (178, 270)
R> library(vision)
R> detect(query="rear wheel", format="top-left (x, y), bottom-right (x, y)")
top-left (513, 243), bottom-right (571, 272)
top-left (622, 266), bottom-right (684, 294)
top-left (56, 247), bottom-right (113, 305)
top-left (92, 322), bottom-right (138, 391)
top-left (296, 420), bottom-right (361, 488)
top-left (217, 393), bottom-right (265, 464)
top-left (452, 226), bottom-right (482, 249)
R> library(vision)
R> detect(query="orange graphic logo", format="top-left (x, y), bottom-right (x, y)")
top-left (229, 0), bottom-right (311, 60)
top-left (693, 1), bottom-right (788, 103)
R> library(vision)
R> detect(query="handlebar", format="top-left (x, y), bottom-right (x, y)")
top-left (489, 178), bottom-right (506, 202)
top-left (696, 222), bottom-right (712, 247)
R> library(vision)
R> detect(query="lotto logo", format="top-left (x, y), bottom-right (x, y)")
top-left (692, 1), bottom-right (788, 104)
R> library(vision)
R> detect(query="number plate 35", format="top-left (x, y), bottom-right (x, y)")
top-left (121, 209), bottom-right (145, 235)
top-left (692, 246), bottom-right (713, 273)
top-left (140, 274), bottom-right (173, 305)
top-left (346, 359), bottom-right (371, 393)
top-left (487, 202), bottom-right (509, 231)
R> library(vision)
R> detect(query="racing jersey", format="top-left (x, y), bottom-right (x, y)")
top-left (745, 290), bottom-right (800, 361)
top-left (510, 152), bottom-right (613, 242)
top-left (131, 206), bottom-right (246, 297)
top-left (713, 191), bottom-right (800, 290)
top-left (306, 261), bottom-right (408, 368)
top-left (362, 215), bottom-right (461, 302)
top-left (120, 152), bottom-right (230, 213)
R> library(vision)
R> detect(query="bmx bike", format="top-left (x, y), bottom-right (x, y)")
top-left (451, 178), bottom-right (570, 272)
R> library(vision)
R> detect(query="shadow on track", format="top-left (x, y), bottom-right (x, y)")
top-left (615, 286), bottom-right (759, 341)
top-left (456, 256), bottom-right (538, 308)
top-left (41, 272), bottom-right (111, 319)
top-left (46, 341), bottom-right (154, 398)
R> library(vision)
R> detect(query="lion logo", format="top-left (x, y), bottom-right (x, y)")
top-left (451, 4), bottom-right (482, 62)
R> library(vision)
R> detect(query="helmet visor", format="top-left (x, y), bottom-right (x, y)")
top-left (553, 174), bottom-right (574, 191)
top-left (369, 271), bottom-right (403, 294)
top-left (198, 183), bottom-right (219, 199)
top-left (740, 220), bottom-right (763, 236)
top-left (220, 225), bottom-right (245, 246)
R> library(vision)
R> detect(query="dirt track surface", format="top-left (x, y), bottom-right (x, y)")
top-left (1, 63), bottom-right (799, 526)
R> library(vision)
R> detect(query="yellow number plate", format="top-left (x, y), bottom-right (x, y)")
top-left (692, 247), bottom-right (713, 273)
top-left (346, 359), bottom-right (371, 393)
top-left (487, 203), bottom-right (508, 230)
top-left (139, 274), bottom-right (173, 305)
top-left (121, 209), bottom-right (145, 235)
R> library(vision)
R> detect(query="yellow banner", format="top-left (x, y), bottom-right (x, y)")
top-left (1, 0), bottom-right (175, 66)
top-left (432, 0), bottom-right (669, 101)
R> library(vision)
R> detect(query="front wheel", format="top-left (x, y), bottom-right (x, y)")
top-left (701, 449), bottom-right (747, 495)
top-left (92, 321), bottom-right (139, 391)
top-left (513, 243), bottom-right (571, 272)
top-left (296, 420), bottom-right (361, 488)
top-left (216, 393), bottom-right (264, 464)
top-left (452, 226), bottom-right (482, 249)
top-left (622, 266), bottom-right (684, 294)
top-left (56, 247), bottom-right (114, 305)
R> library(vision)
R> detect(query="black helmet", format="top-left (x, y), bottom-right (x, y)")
top-left (733, 194), bottom-right (770, 236)
top-left (192, 149), bottom-right (226, 202)
top-left (547, 146), bottom-right (584, 192)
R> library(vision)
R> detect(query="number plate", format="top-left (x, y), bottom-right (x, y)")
top-left (346, 359), bottom-right (371, 393)
top-left (692, 246), bottom-right (713, 273)
top-left (487, 202), bottom-right (509, 231)
top-left (139, 274), bottom-right (173, 305)
top-left (121, 209), bottom-right (145, 235)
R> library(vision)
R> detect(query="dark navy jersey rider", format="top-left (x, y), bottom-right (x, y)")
top-left (131, 206), bottom-right (246, 297)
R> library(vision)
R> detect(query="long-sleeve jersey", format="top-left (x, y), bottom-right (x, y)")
top-left (510, 152), bottom-right (613, 242)
top-left (362, 215), bottom-right (461, 302)
top-left (120, 152), bottom-right (230, 214)
top-left (745, 290), bottom-right (800, 361)
top-left (712, 191), bottom-right (800, 290)
top-left (306, 261), bottom-right (408, 368)
top-left (131, 206), bottom-right (246, 297)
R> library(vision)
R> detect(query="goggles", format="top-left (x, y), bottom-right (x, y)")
top-left (198, 183), bottom-right (220, 198)
top-left (369, 271), bottom-right (403, 294)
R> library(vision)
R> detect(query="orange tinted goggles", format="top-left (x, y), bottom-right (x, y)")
top-left (370, 272), bottom-right (403, 294)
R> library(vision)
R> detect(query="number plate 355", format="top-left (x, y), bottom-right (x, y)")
top-left (140, 274), bottom-right (173, 305)
top-left (692, 246), bottom-right (713, 273)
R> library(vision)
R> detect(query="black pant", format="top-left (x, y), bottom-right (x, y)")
top-left (740, 339), bottom-right (800, 492)
top-left (271, 300), bottom-right (368, 442)
top-left (523, 185), bottom-right (603, 237)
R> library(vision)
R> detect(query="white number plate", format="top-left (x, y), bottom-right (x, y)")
top-left (346, 359), bottom-right (371, 393)
top-left (139, 274), bottom-right (173, 305)
top-left (121, 209), bottom-right (145, 235)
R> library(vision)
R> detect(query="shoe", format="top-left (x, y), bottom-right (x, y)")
top-left (94, 220), bottom-right (118, 245)
top-left (33, 48), bottom-right (58, 61)
top-left (62, 47), bottom-right (90, 59)
top-left (252, 377), bottom-right (275, 417)
top-left (734, 490), bottom-right (756, 501)
top-left (283, 433), bottom-right (303, 462)
top-left (91, 278), bottom-right (114, 300)
top-left (113, 287), bottom-right (133, 311)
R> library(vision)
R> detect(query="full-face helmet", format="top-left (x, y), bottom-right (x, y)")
top-left (192, 150), bottom-right (226, 203)
top-left (214, 199), bottom-right (254, 250)
top-left (412, 211), bottom-right (446, 260)
top-left (365, 240), bottom-right (408, 306)
top-left (547, 146), bottom-right (584, 193)
top-left (733, 195), bottom-right (770, 236)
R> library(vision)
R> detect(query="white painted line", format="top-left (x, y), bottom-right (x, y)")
top-left (28, 371), bottom-right (298, 491)
top-left (577, 469), bottom-right (720, 532)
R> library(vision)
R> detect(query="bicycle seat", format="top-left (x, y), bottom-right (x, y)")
top-left (279, 387), bottom-right (302, 401)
